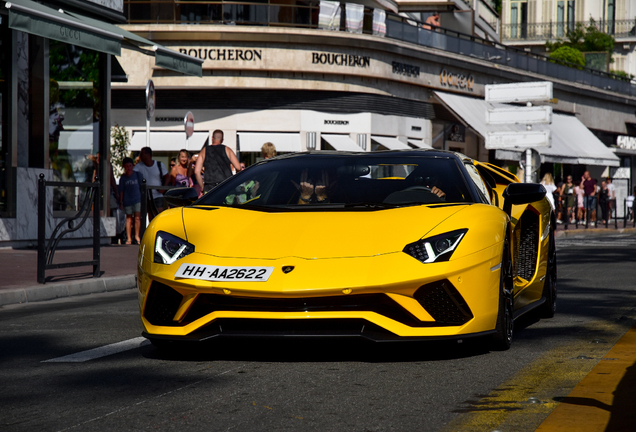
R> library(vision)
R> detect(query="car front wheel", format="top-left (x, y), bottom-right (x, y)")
top-left (491, 230), bottom-right (514, 351)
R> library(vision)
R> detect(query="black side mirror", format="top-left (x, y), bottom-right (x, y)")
top-left (502, 183), bottom-right (546, 215)
top-left (164, 187), bottom-right (199, 208)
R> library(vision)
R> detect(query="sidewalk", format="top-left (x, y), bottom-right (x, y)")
top-left (554, 221), bottom-right (636, 238)
top-left (0, 244), bottom-right (139, 307)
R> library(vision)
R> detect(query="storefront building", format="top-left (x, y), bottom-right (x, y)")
top-left (112, 12), bottom-right (635, 193)
top-left (0, 0), bottom-right (201, 247)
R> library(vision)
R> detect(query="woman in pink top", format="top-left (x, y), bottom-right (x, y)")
top-left (574, 184), bottom-right (585, 223)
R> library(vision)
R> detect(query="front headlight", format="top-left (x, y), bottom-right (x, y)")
top-left (403, 229), bottom-right (467, 263)
top-left (154, 231), bottom-right (195, 264)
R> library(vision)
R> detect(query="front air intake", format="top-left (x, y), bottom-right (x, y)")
top-left (513, 210), bottom-right (539, 281)
top-left (414, 280), bottom-right (473, 325)
top-left (144, 282), bottom-right (183, 326)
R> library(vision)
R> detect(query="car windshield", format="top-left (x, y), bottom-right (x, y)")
top-left (196, 153), bottom-right (475, 210)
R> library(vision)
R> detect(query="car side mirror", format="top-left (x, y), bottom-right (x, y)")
top-left (502, 183), bottom-right (546, 216)
top-left (164, 187), bottom-right (199, 208)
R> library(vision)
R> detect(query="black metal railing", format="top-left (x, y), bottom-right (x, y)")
top-left (37, 174), bottom-right (101, 284)
top-left (556, 195), bottom-right (636, 230)
top-left (502, 19), bottom-right (636, 42)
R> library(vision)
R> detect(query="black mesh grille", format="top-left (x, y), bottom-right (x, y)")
top-left (413, 280), bottom-right (473, 325)
top-left (180, 293), bottom-right (445, 327)
top-left (187, 319), bottom-right (415, 342)
top-left (144, 282), bottom-right (184, 326)
top-left (513, 211), bottom-right (539, 281)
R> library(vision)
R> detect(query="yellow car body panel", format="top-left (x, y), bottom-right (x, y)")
top-left (138, 203), bottom-right (507, 339)
top-left (474, 161), bottom-right (553, 311)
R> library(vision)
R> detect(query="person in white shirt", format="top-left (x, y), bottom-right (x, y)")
top-left (134, 146), bottom-right (168, 220)
top-left (606, 177), bottom-right (616, 222)
top-left (540, 172), bottom-right (557, 211)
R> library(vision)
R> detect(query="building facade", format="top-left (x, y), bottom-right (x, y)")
top-left (113, 2), bottom-right (635, 197)
top-left (0, 0), bottom-right (201, 247)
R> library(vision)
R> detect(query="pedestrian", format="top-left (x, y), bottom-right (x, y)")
top-left (626, 186), bottom-right (636, 221)
top-left (423, 12), bottom-right (440, 30)
top-left (168, 149), bottom-right (194, 187)
top-left (559, 175), bottom-right (576, 223)
top-left (606, 177), bottom-right (616, 222)
top-left (574, 183), bottom-right (585, 223)
top-left (580, 171), bottom-right (598, 226)
top-left (133, 146), bottom-right (169, 220)
top-left (599, 181), bottom-right (610, 225)
top-left (261, 142), bottom-right (277, 159)
top-left (540, 173), bottom-right (557, 210)
top-left (194, 129), bottom-right (242, 196)
top-left (118, 157), bottom-right (142, 245)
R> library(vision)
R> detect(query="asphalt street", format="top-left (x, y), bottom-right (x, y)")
top-left (0, 235), bottom-right (635, 432)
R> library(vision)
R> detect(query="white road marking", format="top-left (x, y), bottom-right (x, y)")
top-left (42, 337), bottom-right (149, 363)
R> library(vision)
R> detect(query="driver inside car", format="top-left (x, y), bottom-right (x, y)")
top-left (422, 175), bottom-right (446, 199)
top-left (293, 169), bottom-right (330, 204)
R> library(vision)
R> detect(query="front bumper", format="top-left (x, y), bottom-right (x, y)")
top-left (138, 244), bottom-right (503, 341)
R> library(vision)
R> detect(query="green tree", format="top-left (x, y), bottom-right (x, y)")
top-left (549, 46), bottom-right (586, 69)
top-left (546, 19), bottom-right (615, 70)
top-left (110, 124), bottom-right (131, 177)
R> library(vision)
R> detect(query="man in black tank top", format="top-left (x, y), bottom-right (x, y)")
top-left (194, 129), bottom-right (242, 196)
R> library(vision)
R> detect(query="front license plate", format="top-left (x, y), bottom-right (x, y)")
top-left (174, 264), bottom-right (274, 282)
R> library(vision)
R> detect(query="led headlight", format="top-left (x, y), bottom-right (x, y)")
top-left (403, 229), bottom-right (467, 263)
top-left (154, 231), bottom-right (195, 264)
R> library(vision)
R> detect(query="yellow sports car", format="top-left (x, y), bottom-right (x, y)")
top-left (138, 150), bottom-right (556, 351)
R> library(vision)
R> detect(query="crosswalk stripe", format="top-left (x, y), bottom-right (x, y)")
top-left (42, 337), bottom-right (149, 363)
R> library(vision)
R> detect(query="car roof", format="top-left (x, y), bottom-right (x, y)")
top-left (268, 148), bottom-right (473, 163)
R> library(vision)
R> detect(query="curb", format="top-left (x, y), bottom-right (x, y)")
top-left (0, 275), bottom-right (137, 308)
top-left (555, 227), bottom-right (636, 238)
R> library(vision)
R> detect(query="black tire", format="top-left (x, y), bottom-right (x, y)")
top-left (491, 230), bottom-right (514, 351)
top-left (538, 224), bottom-right (557, 318)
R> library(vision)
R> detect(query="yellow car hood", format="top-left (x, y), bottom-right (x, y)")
top-left (182, 205), bottom-right (469, 259)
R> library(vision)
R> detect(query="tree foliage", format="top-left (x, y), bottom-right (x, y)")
top-left (546, 19), bottom-right (615, 68)
top-left (110, 124), bottom-right (131, 177)
top-left (549, 46), bottom-right (586, 69)
top-left (49, 41), bottom-right (100, 121)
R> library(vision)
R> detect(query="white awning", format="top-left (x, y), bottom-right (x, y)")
top-left (434, 91), bottom-right (620, 167)
top-left (407, 138), bottom-right (432, 149)
top-left (130, 132), bottom-right (209, 152)
top-left (321, 134), bottom-right (364, 152)
top-left (237, 132), bottom-right (301, 153)
top-left (371, 136), bottom-right (411, 150)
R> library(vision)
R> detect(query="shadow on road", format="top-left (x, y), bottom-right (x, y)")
top-left (141, 336), bottom-right (495, 363)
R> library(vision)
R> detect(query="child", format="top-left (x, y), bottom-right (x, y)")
top-left (118, 157), bottom-right (142, 245)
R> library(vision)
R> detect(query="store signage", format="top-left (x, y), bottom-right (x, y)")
top-left (440, 69), bottom-right (474, 91)
top-left (60, 27), bottom-right (82, 41)
top-left (325, 120), bottom-right (349, 125)
top-left (617, 135), bottom-right (636, 150)
top-left (145, 80), bottom-right (155, 121)
top-left (312, 53), bottom-right (370, 68)
top-left (185, 112), bottom-right (195, 138)
top-left (392, 61), bottom-right (420, 77)
top-left (178, 48), bottom-right (262, 61)
top-left (155, 117), bottom-right (183, 122)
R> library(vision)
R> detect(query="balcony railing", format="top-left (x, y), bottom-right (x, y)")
top-left (502, 19), bottom-right (636, 42)
top-left (126, 0), bottom-right (320, 27)
top-left (123, 0), bottom-right (636, 95)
